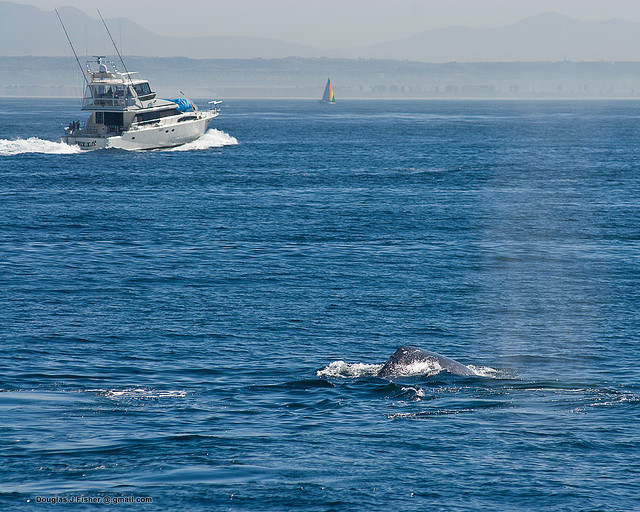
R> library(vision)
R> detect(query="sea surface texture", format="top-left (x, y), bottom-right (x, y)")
top-left (1, 99), bottom-right (639, 511)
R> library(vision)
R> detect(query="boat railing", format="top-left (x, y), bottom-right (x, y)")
top-left (82, 97), bottom-right (138, 109)
top-left (83, 125), bottom-right (99, 135)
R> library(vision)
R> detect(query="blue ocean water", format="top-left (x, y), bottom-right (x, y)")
top-left (1, 98), bottom-right (639, 511)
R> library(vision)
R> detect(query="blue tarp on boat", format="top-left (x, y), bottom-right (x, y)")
top-left (167, 98), bottom-right (193, 112)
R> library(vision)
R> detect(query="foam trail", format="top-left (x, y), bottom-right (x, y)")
top-left (96, 388), bottom-right (188, 399)
top-left (166, 129), bottom-right (238, 152)
top-left (0, 137), bottom-right (81, 156)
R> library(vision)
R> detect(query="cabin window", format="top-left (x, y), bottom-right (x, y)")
top-left (95, 112), bottom-right (104, 124)
top-left (134, 83), bottom-right (151, 96)
top-left (133, 82), bottom-right (154, 100)
top-left (133, 109), bottom-right (182, 124)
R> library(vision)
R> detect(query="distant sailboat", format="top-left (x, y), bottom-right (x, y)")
top-left (320, 78), bottom-right (336, 104)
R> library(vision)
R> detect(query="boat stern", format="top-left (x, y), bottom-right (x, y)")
top-left (60, 134), bottom-right (109, 150)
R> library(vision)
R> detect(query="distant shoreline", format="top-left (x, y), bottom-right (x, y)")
top-left (4, 96), bottom-right (640, 102)
top-left (3, 57), bottom-right (640, 100)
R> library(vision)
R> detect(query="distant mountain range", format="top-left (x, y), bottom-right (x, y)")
top-left (353, 13), bottom-right (640, 62)
top-left (2, 1), bottom-right (640, 62)
top-left (0, 2), bottom-right (320, 59)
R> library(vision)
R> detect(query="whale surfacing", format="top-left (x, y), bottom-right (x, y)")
top-left (377, 346), bottom-right (475, 377)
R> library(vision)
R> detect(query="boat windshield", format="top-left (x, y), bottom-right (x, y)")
top-left (132, 82), bottom-right (154, 100)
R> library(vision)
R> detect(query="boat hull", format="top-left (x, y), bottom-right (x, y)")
top-left (61, 111), bottom-right (217, 151)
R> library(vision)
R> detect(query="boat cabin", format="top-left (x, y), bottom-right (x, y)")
top-left (81, 58), bottom-right (156, 110)
top-left (82, 79), bottom-right (156, 109)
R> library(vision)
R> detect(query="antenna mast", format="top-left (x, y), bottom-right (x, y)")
top-left (55, 8), bottom-right (88, 85)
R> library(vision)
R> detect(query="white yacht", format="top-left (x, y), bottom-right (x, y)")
top-left (61, 57), bottom-right (219, 150)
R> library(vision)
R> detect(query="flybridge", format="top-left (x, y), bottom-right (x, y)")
top-left (81, 57), bottom-right (156, 110)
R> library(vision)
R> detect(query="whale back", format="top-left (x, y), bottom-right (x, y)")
top-left (377, 346), bottom-right (475, 377)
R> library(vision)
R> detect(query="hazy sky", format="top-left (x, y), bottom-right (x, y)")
top-left (14, 0), bottom-right (640, 47)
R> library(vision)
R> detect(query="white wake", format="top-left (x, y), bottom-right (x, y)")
top-left (0, 129), bottom-right (237, 155)
top-left (97, 388), bottom-right (188, 399)
top-left (166, 129), bottom-right (238, 151)
top-left (0, 137), bottom-right (81, 156)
